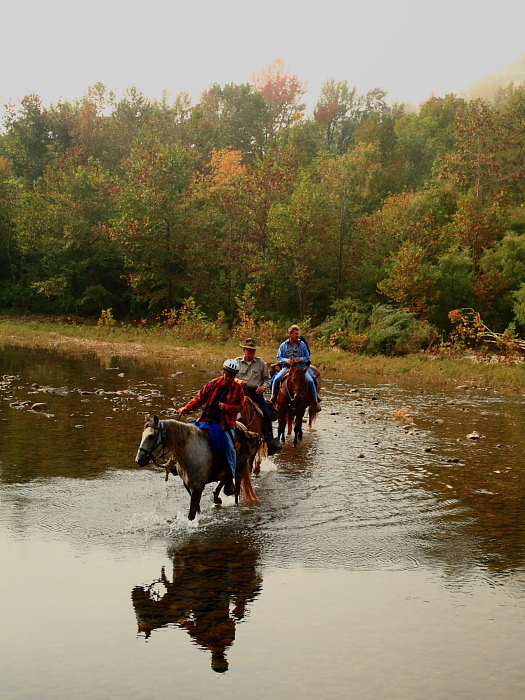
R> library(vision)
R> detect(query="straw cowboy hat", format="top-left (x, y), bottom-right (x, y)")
top-left (239, 338), bottom-right (258, 349)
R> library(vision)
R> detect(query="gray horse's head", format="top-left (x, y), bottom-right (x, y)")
top-left (135, 415), bottom-right (165, 467)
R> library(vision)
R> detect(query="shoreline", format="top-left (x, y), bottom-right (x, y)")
top-left (2, 317), bottom-right (525, 394)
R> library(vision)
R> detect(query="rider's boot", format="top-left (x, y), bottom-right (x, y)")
top-left (223, 467), bottom-right (235, 496)
top-left (263, 424), bottom-right (282, 456)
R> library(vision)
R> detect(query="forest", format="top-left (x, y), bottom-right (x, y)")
top-left (1, 61), bottom-right (525, 354)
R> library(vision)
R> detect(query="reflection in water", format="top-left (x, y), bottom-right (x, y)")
top-left (132, 536), bottom-right (262, 672)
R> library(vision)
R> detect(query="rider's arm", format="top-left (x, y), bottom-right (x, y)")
top-left (180, 383), bottom-right (210, 413)
top-left (277, 341), bottom-right (290, 365)
top-left (260, 359), bottom-right (271, 390)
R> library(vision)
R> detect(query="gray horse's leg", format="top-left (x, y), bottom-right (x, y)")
top-left (213, 482), bottom-right (224, 505)
top-left (188, 488), bottom-right (203, 520)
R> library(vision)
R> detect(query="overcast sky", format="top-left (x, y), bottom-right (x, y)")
top-left (1, 0), bottom-right (524, 112)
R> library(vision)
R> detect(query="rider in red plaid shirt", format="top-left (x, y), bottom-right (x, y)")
top-left (177, 359), bottom-right (244, 496)
top-left (179, 373), bottom-right (244, 430)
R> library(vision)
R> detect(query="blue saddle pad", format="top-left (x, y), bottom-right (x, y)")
top-left (190, 421), bottom-right (231, 450)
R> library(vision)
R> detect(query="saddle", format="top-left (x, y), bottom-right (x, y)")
top-left (245, 396), bottom-right (264, 419)
top-left (188, 421), bottom-right (258, 483)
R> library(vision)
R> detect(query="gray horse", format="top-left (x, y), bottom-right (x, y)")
top-left (135, 415), bottom-right (257, 520)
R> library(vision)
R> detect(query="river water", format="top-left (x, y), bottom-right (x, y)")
top-left (1, 346), bottom-right (524, 699)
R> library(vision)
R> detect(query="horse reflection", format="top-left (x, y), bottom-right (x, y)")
top-left (131, 537), bottom-right (262, 673)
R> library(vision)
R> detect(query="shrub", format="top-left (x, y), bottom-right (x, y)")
top-left (365, 305), bottom-right (438, 356)
top-left (313, 297), bottom-right (369, 341)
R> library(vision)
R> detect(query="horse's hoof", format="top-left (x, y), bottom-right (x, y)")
top-left (214, 497), bottom-right (222, 506)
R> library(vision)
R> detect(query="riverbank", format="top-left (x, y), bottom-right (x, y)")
top-left (1, 316), bottom-right (525, 393)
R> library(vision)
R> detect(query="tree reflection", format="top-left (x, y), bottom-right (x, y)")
top-left (131, 536), bottom-right (263, 672)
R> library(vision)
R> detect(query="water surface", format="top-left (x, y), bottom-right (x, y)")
top-left (1, 346), bottom-right (524, 699)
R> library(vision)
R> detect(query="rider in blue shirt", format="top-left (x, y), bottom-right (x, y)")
top-left (270, 324), bottom-right (321, 411)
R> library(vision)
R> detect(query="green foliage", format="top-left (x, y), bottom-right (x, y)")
top-left (1, 80), bottom-right (525, 347)
top-left (314, 297), bottom-right (369, 339)
top-left (365, 305), bottom-right (438, 356)
top-left (432, 246), bottom-right (475, 329)
top-left (512, 285), bottom-right (525, 327)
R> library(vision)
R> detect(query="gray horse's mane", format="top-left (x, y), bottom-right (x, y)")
top-left (162, 418), bottom-right (205, 451)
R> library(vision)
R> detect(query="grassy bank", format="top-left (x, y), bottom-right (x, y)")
top-left (2, 316), bottom-right (525, 394)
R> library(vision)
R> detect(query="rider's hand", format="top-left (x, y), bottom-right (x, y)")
top-left (218, 402), bottom-right (225, 410)
top-left (294, 357), bottom-right (302, 363)
top-left (256, 386), bottom-right (265, 395)
top-left (177, 407), bottom-right (185, 415)
top-left (287, 358), bottom-right (293, 365)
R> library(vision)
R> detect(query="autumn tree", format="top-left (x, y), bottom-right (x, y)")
top-left (378, 244), bottom-right (438, 318)
top-left (111, 142), bottom-right (194, 313)
top-left (185, 148), bottom-right (249, 315)
top-left (318, 143), bottom-right (383, 299)
top-left (253, 59), bottom-right (307, 141)
top-left (189, 83), bottom-right (268, 164)
top-left (314, 80), bottom-right (365, 153)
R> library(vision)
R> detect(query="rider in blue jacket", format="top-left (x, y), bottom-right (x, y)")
top-left (270, 325), bottom-right (321, 411)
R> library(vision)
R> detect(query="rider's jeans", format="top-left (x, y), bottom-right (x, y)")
top-left (272, 367), bottom-right (319, 399)
top-left (223, 428), bottom-right (237, 477)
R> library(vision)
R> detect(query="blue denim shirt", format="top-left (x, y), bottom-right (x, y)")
top-left (277, 339), bottom-right (310, 368)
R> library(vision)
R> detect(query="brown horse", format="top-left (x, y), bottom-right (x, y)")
top-left (238, 395), bottom-right (267, 474)
top-left (275, 364), bottom-right (317, 447)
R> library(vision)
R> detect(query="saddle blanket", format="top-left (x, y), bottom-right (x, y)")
top-left (189, 421), bottom-right (231, 450)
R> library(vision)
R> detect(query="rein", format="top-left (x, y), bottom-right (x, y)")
top-left (139, 420), bottom-right (169, 465)
top-left (282, 367), bottom-right (306, 406)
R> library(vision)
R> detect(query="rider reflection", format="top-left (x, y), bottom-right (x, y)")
top-left (131, 537), bottom-right (262, 673)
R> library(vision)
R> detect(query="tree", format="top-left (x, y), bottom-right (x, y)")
top-left (432, 246), bottom-right (475, 329)
top-left (267, 171), bottom-right (337, 320)
top-left (253, 59), bottom-right (307, 141)
top-left (190, 83), bottom-right (268, 163)
top-left (378, 244), bottom-right (438, 318)
top-left (15, 152), bottom-right (120, 313)
top-left (186, 148), bottom-right (249, 315)
top-left (0, 95), bottom-right (54, 182)
top-left (314, 80), bottom-right (365, 153)
top-left (318, 144), bottom-right (382, 299)
top-left (111, 143), bottom-right (194, 313)
top-left (442, 191), bottom-right (507, 266)
top-left (394, 95), bottom-right (465, 190)
top-left (0, 158), bottom-right (24, 305)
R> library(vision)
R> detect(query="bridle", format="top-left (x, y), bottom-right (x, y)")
top-left (283, 366), bottom-right (307, 405)
top-left (138, 420), bottom-right (168, 465)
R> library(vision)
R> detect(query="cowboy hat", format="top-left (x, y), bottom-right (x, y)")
top-left (240, 338), bottom-right (258, 349)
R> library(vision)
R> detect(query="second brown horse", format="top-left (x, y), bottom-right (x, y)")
top-left (275, 364), bottom-right (317, 447)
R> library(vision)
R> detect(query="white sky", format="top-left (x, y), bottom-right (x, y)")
top-left (1, 0), bottom-right (524, 112)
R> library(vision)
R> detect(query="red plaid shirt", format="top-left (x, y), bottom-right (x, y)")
top-left (181, 376), bottom-right (245, 430)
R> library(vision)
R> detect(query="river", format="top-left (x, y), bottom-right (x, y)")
top-left (1, 346), bottom-right (524, 699)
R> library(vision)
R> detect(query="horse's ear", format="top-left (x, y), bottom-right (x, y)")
top-left (153, 415), bottom-right (159, 426)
